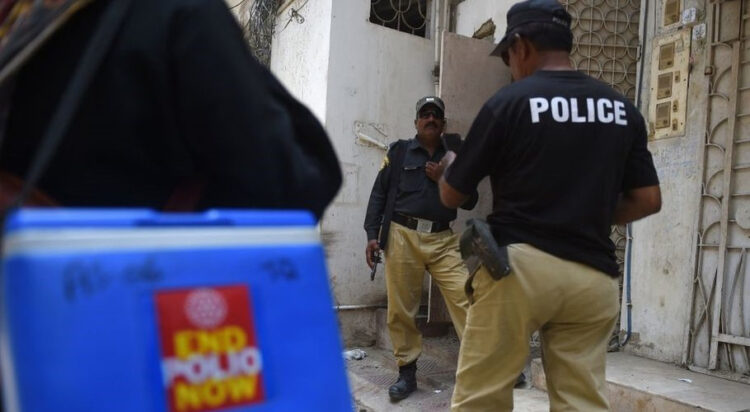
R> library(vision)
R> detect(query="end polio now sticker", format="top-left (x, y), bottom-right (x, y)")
top-left (155, 285), bottom-right (265, 412)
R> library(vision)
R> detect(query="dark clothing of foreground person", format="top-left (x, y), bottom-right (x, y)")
top-left (0, 0), bottom-right (341, 218)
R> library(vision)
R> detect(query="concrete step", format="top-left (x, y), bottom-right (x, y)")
top-left (347, 346), bottom-right (550, 411)
top-left (531, 352), bottom-right (750, 411)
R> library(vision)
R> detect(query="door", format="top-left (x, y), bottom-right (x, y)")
top-left (686, 0), bottom-right (750, 380)
top-left (426, 32), bottom-right (511, 324)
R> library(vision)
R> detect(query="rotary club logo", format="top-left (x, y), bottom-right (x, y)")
top-left (155, 286), bottom-right (265, 412)
top-left (185, 289), bottom-right (228, 329)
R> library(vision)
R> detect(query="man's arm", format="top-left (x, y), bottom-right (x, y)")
top-left (613, 185), bottom-right (661, 225)
top-left (364, 163), bottom-right (389, 241)
top-left (437, 134), bottom-right (478, 210)
top-left (439, 105), bottom-right (503, 209)
top-left (439, 178), bottom-right (469, 209)
top-left (437, 150), bottom-right (469, 209)
top-left (460, 190), bottom-right (479, 210)
top-left (363, 153), bottom-right (391, 268)
top-left (617, 112), bottom-right (661, 225)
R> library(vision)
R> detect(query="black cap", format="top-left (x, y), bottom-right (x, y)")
top-left (491, 0), bottom-right (572, 57)
top-left (415, 96), bottom-right (445, 116)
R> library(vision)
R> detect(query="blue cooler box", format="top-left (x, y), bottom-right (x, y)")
top-left (1, 209), bottom-right (351, 412)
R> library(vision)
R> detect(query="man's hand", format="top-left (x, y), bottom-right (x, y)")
top-left (366, 239), bottom-right (381, 269)
top-left (425, 161), bottom-right (445, 182)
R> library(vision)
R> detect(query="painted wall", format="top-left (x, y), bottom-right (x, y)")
top-left (453, 0), bottom-right (704, 364)
top-left (322, 0), bottom-right (436, 306)
top-left (266, 0), bottom-right (706, 359)
top-left (270, 0), bottom-right (333, 123)
top-left (269, 0), bottom-right (436, 344)
top-left (620, 0), bottom-right (705, 364)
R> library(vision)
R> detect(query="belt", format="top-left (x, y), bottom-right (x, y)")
top-left (392, 213), bottom-right (450, 233)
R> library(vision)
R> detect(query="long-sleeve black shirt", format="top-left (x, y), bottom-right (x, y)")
top-left (1, 0), bottom-right (341, 220)
top-left (364, 137), bottom-right (478, 241)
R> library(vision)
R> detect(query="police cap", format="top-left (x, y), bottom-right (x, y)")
top-left (415, 96), bottom-right (445, 118)
top-left (491, 0), bottom-right (572, 57)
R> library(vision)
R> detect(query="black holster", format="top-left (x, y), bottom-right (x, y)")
top-left (460, 219), bottom-right (512, 302)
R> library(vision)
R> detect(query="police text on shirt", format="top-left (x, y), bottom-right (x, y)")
top-left (529, 97), bottom-right (628, 126)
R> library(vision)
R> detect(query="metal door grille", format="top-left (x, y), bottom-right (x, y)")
top-left (561, 0), bottom-right (641, 101)
top-left (559, 0), bottom-right (640, 260)
top-left (686, 0), bottom-right (750, 381)
top-left (559, 0), bottom-right (640, 345)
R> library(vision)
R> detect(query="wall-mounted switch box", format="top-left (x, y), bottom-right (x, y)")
top-left (649, 29), bottom-right (691, 140)
top-left (693, 23), bottom-right (706, 41)
top-left (664, 0), bottom-right (682, 26)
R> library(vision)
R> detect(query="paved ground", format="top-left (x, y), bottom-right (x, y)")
top-left (531, 352), bottom-right (750, 412)
top-left (350, 346), bottom-right (750, 411)
top-left (347, 346), bottom-right (550, 411)
top-left (351, 309), bottom-right (750, 411)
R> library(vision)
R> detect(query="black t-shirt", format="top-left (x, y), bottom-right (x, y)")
top-left (446, 70), bottom-right (659, 276)
top-left (363, 138), bottom-right (479, 241)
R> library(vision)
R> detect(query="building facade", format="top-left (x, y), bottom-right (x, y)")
top-left (247, 0), bottom-right (749, 382)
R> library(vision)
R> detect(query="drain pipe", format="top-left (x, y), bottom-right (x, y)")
top-left (621, 0), bottom-right (650, 348)
top-left (433, 0), bottom-right (448, 95)
top-left (621, 223), bottom-right (634, 346)
top-left (334, 304), bottom-right (387, 311)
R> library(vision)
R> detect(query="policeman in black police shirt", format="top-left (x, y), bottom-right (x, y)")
top-left (364, 96), bottom-right (478, 401)
top-left (437, 0), bottom-right (662, 410)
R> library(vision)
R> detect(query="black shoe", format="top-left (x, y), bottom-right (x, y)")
top-left (388, 361), bottom-right (417, 401)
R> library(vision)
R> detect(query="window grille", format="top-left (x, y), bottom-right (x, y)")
top-left (560, 0), bottom-right (641, 102)
top-left (370, 0), bottom-right (429, 37)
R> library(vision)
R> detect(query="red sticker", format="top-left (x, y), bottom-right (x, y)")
top-left (155, 285), bottom-right (265, 412)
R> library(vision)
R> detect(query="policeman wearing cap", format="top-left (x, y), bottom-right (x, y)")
top-left (438, 0), bottom-right (661, 410)
top-left (364, 96), bottom-right (478, 401)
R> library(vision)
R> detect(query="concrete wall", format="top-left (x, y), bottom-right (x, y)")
top-left (265, 0), bottom-right (706, 360)
top-left (453, 0), bottom-right (704, 364)
top-left (270, 0), bottom-right (333, 122)
top-left (620, 0), bottom-right (705, 363)
top-left (269, 0), bottom-right (436, 344)
top-left (322, 0), bottom-right (436, 326)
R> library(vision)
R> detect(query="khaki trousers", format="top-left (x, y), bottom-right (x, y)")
top-left (385, 222), bottom-right (470, 367)
top-left (452, 243), bottom-right (620, 412)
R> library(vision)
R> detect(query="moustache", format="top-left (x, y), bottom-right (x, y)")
top-left (426, 121), bottom-right (438, 128)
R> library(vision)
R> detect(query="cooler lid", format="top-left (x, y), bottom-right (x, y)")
top-left (3, 209), bottom-right (316, 233)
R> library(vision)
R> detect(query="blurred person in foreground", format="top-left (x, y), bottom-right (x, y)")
top-left (437, 0), bottom-right (661, 410)
top-left (0, 0), bottom-right (341, 217)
